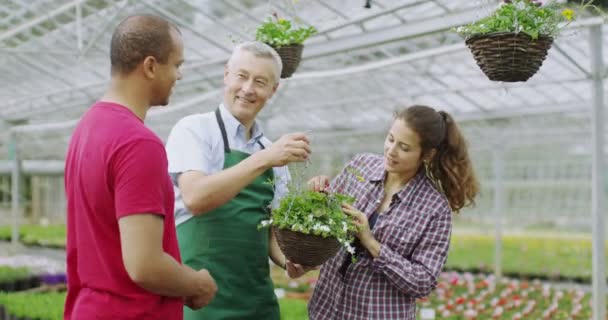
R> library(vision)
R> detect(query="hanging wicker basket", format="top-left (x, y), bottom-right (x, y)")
top-left (465, 32), bottom-right (553, 82)
top-left (269, 43), bottom-right (304, 78)
top-left (273, 227), bottom-right (341, 266)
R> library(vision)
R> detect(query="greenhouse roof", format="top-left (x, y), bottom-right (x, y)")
top-left (0, 0), bottom-right (606, 159)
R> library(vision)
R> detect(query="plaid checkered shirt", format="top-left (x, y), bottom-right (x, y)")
top-left (308, 153), bottom-right (453, 320)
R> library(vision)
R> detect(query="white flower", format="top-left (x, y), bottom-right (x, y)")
top-left (260, 219), bottom-right (273, 227)
top-left (345, 243), bottom-right (355, 254)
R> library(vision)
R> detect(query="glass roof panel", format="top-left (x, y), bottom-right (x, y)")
top-left (0, 0), bottom-right (605, 160)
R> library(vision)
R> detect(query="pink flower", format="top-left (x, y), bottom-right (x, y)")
top-left (492, 306), bottom-right (504, 319)
top-left (450, 276), bottom-right (460, 286)
top-left (464, 309), bottom-right (477, 320)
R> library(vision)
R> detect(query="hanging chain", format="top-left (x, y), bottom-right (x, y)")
top-left (283, 0), bottom-right (302, 26)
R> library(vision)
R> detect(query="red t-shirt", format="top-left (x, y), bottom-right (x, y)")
top-left (64, 102), bottom-right (182, 320)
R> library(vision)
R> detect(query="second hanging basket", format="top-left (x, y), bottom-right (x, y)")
top-left (465, 32), bottom-right (553, 82)
top-left (269, 44), bottom-right (304, 78)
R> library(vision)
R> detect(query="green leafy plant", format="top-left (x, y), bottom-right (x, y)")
top-left (259, 164), bottom-right (370, 255)
top-left (0, 292), bottom-right (65, 320)
top-left (0, 266), bottom-right (30, 284)
top-left (0, 224), bottom-right (66, 248)
top-left (255, 14), bottom-right (317, 47)
top-left (453, 0), bottom-right (584, 39)
top-left (260, 189), bottom-right (358, 255)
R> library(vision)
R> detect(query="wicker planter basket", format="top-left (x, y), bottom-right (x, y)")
top-left (273, 227), bottom-right (341, 266)
top-left (465, 32), bottom-right (553, 82)
top-left (269, 44), bottom-right (304, 78)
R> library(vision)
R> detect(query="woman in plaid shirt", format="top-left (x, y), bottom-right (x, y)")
top-left (307, 105), bottom-right (479, 320)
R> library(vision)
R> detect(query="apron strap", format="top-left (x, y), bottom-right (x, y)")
top-left (215, 108), bottom-right (231, 153)
top-left (216, 108), bottom-right (267, 152)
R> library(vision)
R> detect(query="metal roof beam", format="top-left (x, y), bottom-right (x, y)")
top-left (79, 0), bottom-right (130, 57)
top-left (183, 2), bottom-right (249, 39)
top-left (222, 1), bottom-right (263, 24)
top-left (315, 1), bottom-right (435, 37)
top-left (304, 8), bottom-right (476, 59)
top-left (456, 100), bottom-right (591, 122)
top-left (553, 44), bottom-right (592, 78)
top-left (141, 0), bottom-right (232, 53)
top-left (0, 0), bottom-right (81, 43)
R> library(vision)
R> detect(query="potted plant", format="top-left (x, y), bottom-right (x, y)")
top-left (453, 0), bottom-right (581, 82)
top-left (255, 13), bottom-right (317, 78)
top-left (259, 166), bottom-right (368, 266)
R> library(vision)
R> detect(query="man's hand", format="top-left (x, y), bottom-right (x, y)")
top-left (185, 269), bottom-right (217, 310)
top-left (259, 133), bottom-right (311, 167)
top-left (286, 261), bottom-right (319, 279)
top-left (307, 175), bottom-right (330, 192)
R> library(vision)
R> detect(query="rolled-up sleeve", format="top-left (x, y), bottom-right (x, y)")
top-left (371, 208), bottom-right (452, 298)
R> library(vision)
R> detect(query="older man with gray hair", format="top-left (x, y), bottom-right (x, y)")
top-left (165, 41), bottom-right (314, 320)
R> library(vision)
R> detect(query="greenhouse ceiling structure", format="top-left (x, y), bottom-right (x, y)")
top-left (0, 0), bottom-right (605, 159)
top-left (0, 0), bottom-right (607, 318)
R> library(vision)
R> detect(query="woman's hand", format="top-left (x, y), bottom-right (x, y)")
top-left (286, 261), bottom-right (319, 279)
top-left (307, 175), bottom-right (330, 192)
top-left (342, 203), bottom-right (381, 258)
top-left (342, 203), bottom-right (372, 240)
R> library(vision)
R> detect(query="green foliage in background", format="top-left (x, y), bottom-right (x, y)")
top-left (0, 266), bottom-right (30, 283)
top-left (1, 223), bottom-right (606, 282)
top-left (0, 292), bottom-right (309, 320)
top-left (446, 232), bottom-right (607, 281)
top-left (255, 16), bottom-right (316, 47)
top-left (0, 224), bottom-right (66, 247)
top-left (0, 292), bottom-right (65, 320)
top-left (279, 298), bottom-right (309, 320)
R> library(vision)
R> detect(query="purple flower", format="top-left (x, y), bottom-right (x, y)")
top-left (40, 272), bottom-right (67, 285)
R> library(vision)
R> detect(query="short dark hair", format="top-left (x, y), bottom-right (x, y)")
top-left (110, 15), bottom-right (180, 75)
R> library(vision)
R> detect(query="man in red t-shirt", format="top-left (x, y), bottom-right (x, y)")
top-left (64, 15), bottom-right (216, 320)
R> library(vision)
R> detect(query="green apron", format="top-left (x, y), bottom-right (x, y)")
top-left (177, 108), bottom-right (279, 320)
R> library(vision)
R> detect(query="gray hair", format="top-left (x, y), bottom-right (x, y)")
top-left (228, 41), bottom-right (283, 82)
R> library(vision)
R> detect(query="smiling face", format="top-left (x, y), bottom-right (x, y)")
top-left (222, 49), bottom-right (279, 127)
top-left (383, 118), bottom-right (426, 177)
